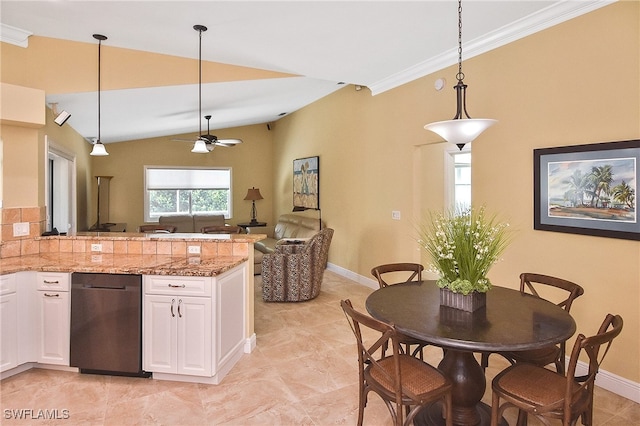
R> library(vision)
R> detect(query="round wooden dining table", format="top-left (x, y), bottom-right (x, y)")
top-left (366, 280), bottom-right (576, 426)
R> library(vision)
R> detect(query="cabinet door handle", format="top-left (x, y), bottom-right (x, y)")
top-left (44, 293), bottom-right (60, 297)
top-left (168, 284), bottom-right (186, 288)
top-left (177, 299), bottom-right (183, 318)
top-left (43, 280), bottom-right (60, 284)
top-left (170, 298), bottom-right (176, 317)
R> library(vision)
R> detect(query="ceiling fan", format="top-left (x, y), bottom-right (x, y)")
top-left (173, 24), bottom-right (243, 153)
top-left (173, 114), bottom-right (242, 151)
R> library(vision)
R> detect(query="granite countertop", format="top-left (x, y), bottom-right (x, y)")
top-left (38, 231), bottom-right (265, 243)
top-left (0, 252), bottom-right (247, 277)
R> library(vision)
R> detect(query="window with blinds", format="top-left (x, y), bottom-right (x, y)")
top-left (144, 166), bottom-right (232, 222)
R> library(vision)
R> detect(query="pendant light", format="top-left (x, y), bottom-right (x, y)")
top-left (424, 0), bottom-right (497, 150)
top-left (90, 33), bottom-right (109, 156)
top-left (191, 24), bottom-right (210, 154)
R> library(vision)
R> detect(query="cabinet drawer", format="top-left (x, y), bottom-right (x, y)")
top-left (144, 275), bottom-right (211, 296)
top-left (0, 274), bottom-right (17, 296)
top-left (36, 272), bottom-right (70, 291)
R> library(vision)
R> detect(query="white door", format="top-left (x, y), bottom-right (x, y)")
top-left (37, 290), bottom-right (70, 365)
top-left (177, 297), bottom-right (211, 376)
top-left (0, 293), bottom-right (18, 372)
top-left (143, 295), bottom-right (178, 373)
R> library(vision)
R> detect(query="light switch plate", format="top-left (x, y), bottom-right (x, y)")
top-left (392, 211), bottom-right (401, 220)
top-left (91, 243), bottom-right (102, 252)
top-left (188, 245), bottom-right (201, 254)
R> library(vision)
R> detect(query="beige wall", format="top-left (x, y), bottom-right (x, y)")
top-left (271, 2), bottom-right (639, 382)
top-left (89, 124), bottom-right (273, 231)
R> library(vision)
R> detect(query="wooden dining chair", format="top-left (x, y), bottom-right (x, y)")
top-left (340, 299), bottom-right (453, 426)
top-left (371, 263), bottom-right (428, 359)
top-left (138, 224), bottom-right (177, 233)
top-left (200, 225), bottom-right (243, 234)
top-left (491, 313), bottom-right (623, 426)
top-left (482, 273), bottom-right (584, 374)
top-left (371, 262), bottom-right (424, 288)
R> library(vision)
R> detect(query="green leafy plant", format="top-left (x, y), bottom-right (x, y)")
top-left (417, 207), bottom-right (511, 295)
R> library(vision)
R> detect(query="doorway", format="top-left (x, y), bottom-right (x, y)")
top-left (45, 136), bottom-right (77, 234)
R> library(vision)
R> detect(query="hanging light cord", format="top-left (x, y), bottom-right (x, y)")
top-left (194, 25), bottom-right (207, 138)
top-left (93, 34), bottom-right (107, 143)
top-left (97, 37), bottom-right (102, 142)
top-left (198, 27), bottom-right (202, 137)
top-left (456, 0), bottom-right (464, 83)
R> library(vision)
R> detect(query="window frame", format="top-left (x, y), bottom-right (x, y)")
top-left (143, 165), bottom-right (233, 222)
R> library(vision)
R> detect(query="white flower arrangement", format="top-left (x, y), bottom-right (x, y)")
top-left (417, 206), bottom-right (511, 295)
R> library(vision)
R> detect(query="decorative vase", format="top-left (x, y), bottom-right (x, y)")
top-left (439, 288), bottom-right (486, 312)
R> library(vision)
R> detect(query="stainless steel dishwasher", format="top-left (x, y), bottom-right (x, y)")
top-left (70, 273), bottom-right (149, 377)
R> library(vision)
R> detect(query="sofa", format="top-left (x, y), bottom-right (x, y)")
top-left (246, 213), bottom-right (323, 274)
top-left (158, 214), bottom-right (226, 233)
top-left (261, 228), bottom-right (334, 302)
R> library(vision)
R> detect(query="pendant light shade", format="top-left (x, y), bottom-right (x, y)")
top-left (90, 33), bottom-right (109, 156)
top-left (424, 118), bottom-right (497, 150)
top-left (90, 139), bottom-right (109, 156)
top-left (424, 0), bottom-right (496, 150)
top-left (191, 139), bottom-right (209, 153)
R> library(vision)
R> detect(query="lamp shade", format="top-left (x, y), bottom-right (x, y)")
top-left (244, 187), bottom-right (263, 201)
top-left (424, 118), bottom-right (497, 148)
top-left (191, 139), bottom-right (209, 153)
top-left (90, 141), bottom-right (109, 156)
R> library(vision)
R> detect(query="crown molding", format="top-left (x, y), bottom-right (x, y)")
top-left (0, 23), bottom-right (32, 48)
top-left (368, 0), bottom-right (617, 96)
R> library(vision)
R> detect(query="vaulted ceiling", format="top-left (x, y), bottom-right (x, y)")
top-left (1, 1), bottom-right (613, 144)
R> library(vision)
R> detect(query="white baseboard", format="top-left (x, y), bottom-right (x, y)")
top-left (326, 262), bottom-right (640, 403)
top-left (244, 333), bottom-right (256, 353)
top-left (575, 358), bottom-right (640, 403)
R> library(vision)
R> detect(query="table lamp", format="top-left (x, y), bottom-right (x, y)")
top-left (244, 187), bottom-right (263, 225)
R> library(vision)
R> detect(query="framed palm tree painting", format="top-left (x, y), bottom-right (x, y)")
top-left (534, 139), bottom-right (639, 240)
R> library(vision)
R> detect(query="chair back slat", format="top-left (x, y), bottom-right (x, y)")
top-left (564, 314), bottom-right (623, 413)
top-left (371, 263), bottom-right (424, 288)
top-left (519, 273), bottom-right (584, 312)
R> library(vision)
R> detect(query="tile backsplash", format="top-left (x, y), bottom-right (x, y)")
top-left (0, 206), bottom-right (45, 258)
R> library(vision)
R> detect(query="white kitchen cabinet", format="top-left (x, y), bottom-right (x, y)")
top-left (143, 277), bottom-right (212, 376)
top-left (144, 294), bottom-right (211, 375)
top-left (143, 263), bottom-right (246, 384)
top-left (0, 274), bottom-right (18, 372)
top-left (35, 272), bottom-right (70, 365)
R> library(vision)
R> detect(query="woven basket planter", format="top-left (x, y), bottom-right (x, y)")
top-left (439, 288), bottom-right (486, 312)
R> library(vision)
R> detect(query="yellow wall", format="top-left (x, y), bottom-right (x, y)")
top-left (271, 2), bottom-right (639, 382)
top-left (89, 124), bottom-right (273, 231)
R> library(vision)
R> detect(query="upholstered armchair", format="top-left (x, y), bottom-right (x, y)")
top-left (261, 228), bottom-right (334, 302)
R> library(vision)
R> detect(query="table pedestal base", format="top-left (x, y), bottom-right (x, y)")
top-left (414, 349), bottom-right (506, 426)
top-left (415, 402), bottom-right (506, 426)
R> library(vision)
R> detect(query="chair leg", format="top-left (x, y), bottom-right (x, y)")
top-left (491, 390), bottom-right (500, 426)
top-left (516, 410), bottom-right (528, 426)
top-left (481, 352), bottom-right (490, 370)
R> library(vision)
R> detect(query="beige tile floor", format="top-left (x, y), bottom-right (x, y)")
top-left (1, 270), bottom-right (638, 425)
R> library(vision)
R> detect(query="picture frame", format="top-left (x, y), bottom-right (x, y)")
top-left (293, 156), bottom-right (320, 210)
top-left (534, 139), bottom-right (639, 240)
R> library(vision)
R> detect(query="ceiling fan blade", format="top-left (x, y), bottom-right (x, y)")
top-left (216, 138), bottom-right (243, 145)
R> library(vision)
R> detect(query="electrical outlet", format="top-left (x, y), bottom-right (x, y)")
top-left (392, 211), bottom-right (401, 220)
top-left (91, 243), bottom-right (102, 252)
top-left (188, 245), bottom-right (201, 254)
top-left (13, 222), bottom-right (30, 237)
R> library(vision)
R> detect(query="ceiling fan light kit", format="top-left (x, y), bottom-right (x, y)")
top-left (90, 33), bottom-right (109, 156)
top-left (424, 0), bottom-right (497, 150)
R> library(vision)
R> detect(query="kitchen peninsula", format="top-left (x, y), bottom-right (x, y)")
top-left (0, 231), bottom-right (264, 385)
